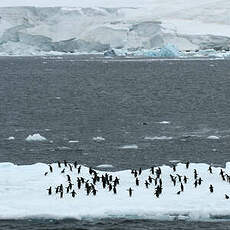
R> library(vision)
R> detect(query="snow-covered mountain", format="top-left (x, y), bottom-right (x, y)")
top-left (0, 0), bottom-right (230, 55)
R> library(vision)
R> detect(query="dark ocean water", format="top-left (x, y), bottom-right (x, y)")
top-left (0, 56), bottom-right (230, 229)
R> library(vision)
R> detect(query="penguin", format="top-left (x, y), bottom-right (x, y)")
top-left (128, 187), bottom-right (133, 197)
top-left (71, 190), bottom-right (76, 198)
top-left (159, 178), bottom-right (162, 187)
top-left (89, 167), bottom-right (93, 175)
top-left (77, 178), bottom-right (81, 189)
top-left (55, 186), bottom-right (59, 194)
top-left (57, 161), bottom-right (61, 168)
top-left (49, 165), bottom-right (53, 173)
top-left (225, 194), bottom-right (229, 199)
top-left (61, 169), bottom-right (65, 174)
top-left (92, 189), bottom-right (97, 196)
top-left (47, 186), bottom-right (52, 195)
top-left (194, 169), bottom-right (198, 180)
top-left (59, 184), bottom-right (63, 192)
top-left (69, 182), bottom-right (74, 190)
top-left (134, 170), bottom-right (138, 178)
top-left (66, 186), bottom-right (70, 194)
top-left (183, 176), bottom-right (188, 184)
top-left (148, 176), bottom-right (153, 183)
top-left (74, 161), bottom-right (78, 168)
top-left (150, 167), bottom-right (154, 175)
top-left (109, 184), bottom-right (113, 191)
top-left (177, 174), bottom-right (182, 182)
top-left (198, 177), bottom-right (203, 185)
top-left (113, 186), bottom-right (117, 194)
top-left (173, 165), bottom-right (176, 172)
top-left (60, 190), bottom-right (63, 198)
top-left (68, 164), bottom-right (73, 172)
top-left (180, 183), bottom-right (184, 192)
top-left (78, 166), bottom-right (81, 174)
top-left (177, 191), bottom-right (181, 195)
top-left (109, 175), bottom-right (113, 182)
top-left (67, 174), bottom-right (71, 182)
top-left (139, 168), bottom-right (142, 175)
top-left (186, 161), bottom-right (189, 169)
top-left (194, 180), bottom-right (198, 188)
top-left (44, 172), bottom-right (48, 176)
top-left (136, 178), bottom-right (139, 186)
top-left (145, 180), bottom-right (150, 188)
top-left (208, 165), bottom-right (212, 174)
top-left (209, 184), bottom-right (214, 193)
top-left (142, 122), bottom-right (147, 125)
top-left (64, 160), bottom-right (67, 167)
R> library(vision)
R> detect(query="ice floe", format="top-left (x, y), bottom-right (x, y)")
top-left (144, 136), bottom-right (173, 140)
top-left (25, 133), bottom-right (47, 142)
top-left (1, 161), bottom-right (230, 220)
top-left (93, 136), bottom-right (105, 141)
top-left (119, 144), bottom-right (138, 149)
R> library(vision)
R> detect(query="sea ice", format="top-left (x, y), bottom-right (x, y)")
top-left (144, 136), bottom-right (173, 140)
top-left (7, 136), bottom-right (15, 140)
top-left (93, 137), bottom-right (105, 141)
top-left (207, 135), bottom-right (220, 140)
top-left (119, 144), bottom-right (138, 149)
top-left (96, 164), bottom-right (114, 168)
top-left (25, 133), bottom-right (47, 142)
top-left (0, 161), bottom-right (230, 220)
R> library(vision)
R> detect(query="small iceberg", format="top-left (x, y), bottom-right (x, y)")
top-left (119, 144), bottom-right (138, 149)
top-left (93, 136), bottom-right (105, 141)
top-left (96, 164), bottom-right (114, 168)
top-left (68, 140), bottom-right (79, 143)
top-left (157, 121), bottom-right (171, 124)
top-left (207, 135), bottom-right (220, 140)
top-left (7, 136), bottom-right (15, 140)
top-left (26, 133), bottom-right (47, 142)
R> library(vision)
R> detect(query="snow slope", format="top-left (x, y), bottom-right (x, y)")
top-left (1, 162), bottom-right (230, 220)
top-left (0, 0), bottom-right (229, 55)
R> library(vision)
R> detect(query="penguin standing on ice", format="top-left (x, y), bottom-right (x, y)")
top-left (128, 187), bottom-right (133, 197)
top-left (136, 178), bottom-right (139, 186)
top-left (208, 165), bottom-right (212, 174)
top-left (57, 161), bottom-right (61, 168)
top-left (78, 166), bottom-right (81, 174)
top-left (47, 186), bottom-right (52, 195)
top-left (145, 180), bottom-right (150, 188)
top-left (186, 161), bottom-right (189, 169)
top-left (49, 165), bottom-right (53, 173)
top-left (225, 194), bottom-right (229, 199)
top-left (209, 184), bottom-right (214, 193)
top-left (71, 190), bottom-right (77, 198)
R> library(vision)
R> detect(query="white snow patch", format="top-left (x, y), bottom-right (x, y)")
top-left (25, 133), bottom-right (47, 142)
top-left (120, 144), bottom-right (138, 149)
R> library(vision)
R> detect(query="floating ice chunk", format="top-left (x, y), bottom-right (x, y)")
top-left (207, 135), bottom-right (220, 140)
top-left (68, 140), bottom-right (79, 143)
top-left (93, 136), bottom-right (105, 141)
top-left (144, 136), bottom-right (173, 140)
top-left (25, 133), bottom-right (47, 142)
top-left (120, 144), bottom-right (138, 149)
top-left (169, 160), bottom-right (180, 163)
top-left (157, 121), bottom-right (171, 124)
top-left (56, 146), bottom-right (71, 150)
top-left (7, 136), bottom-right (15, 140)
top-left (96, 164), bottom-right (114, 168)
top-left (1, 162), bottom-right (230, 220)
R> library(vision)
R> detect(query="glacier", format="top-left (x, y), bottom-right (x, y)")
top-left (0, 1), bottom-right (229, 56)
top-left (1, 162), bottom-right (230, 220)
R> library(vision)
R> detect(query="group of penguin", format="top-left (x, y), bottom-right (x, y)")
top-left (44, 161), bottom-right (230, 200)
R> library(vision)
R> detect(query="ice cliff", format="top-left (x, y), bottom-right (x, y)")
top-left (0, 0), bottom-right (229, 56)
